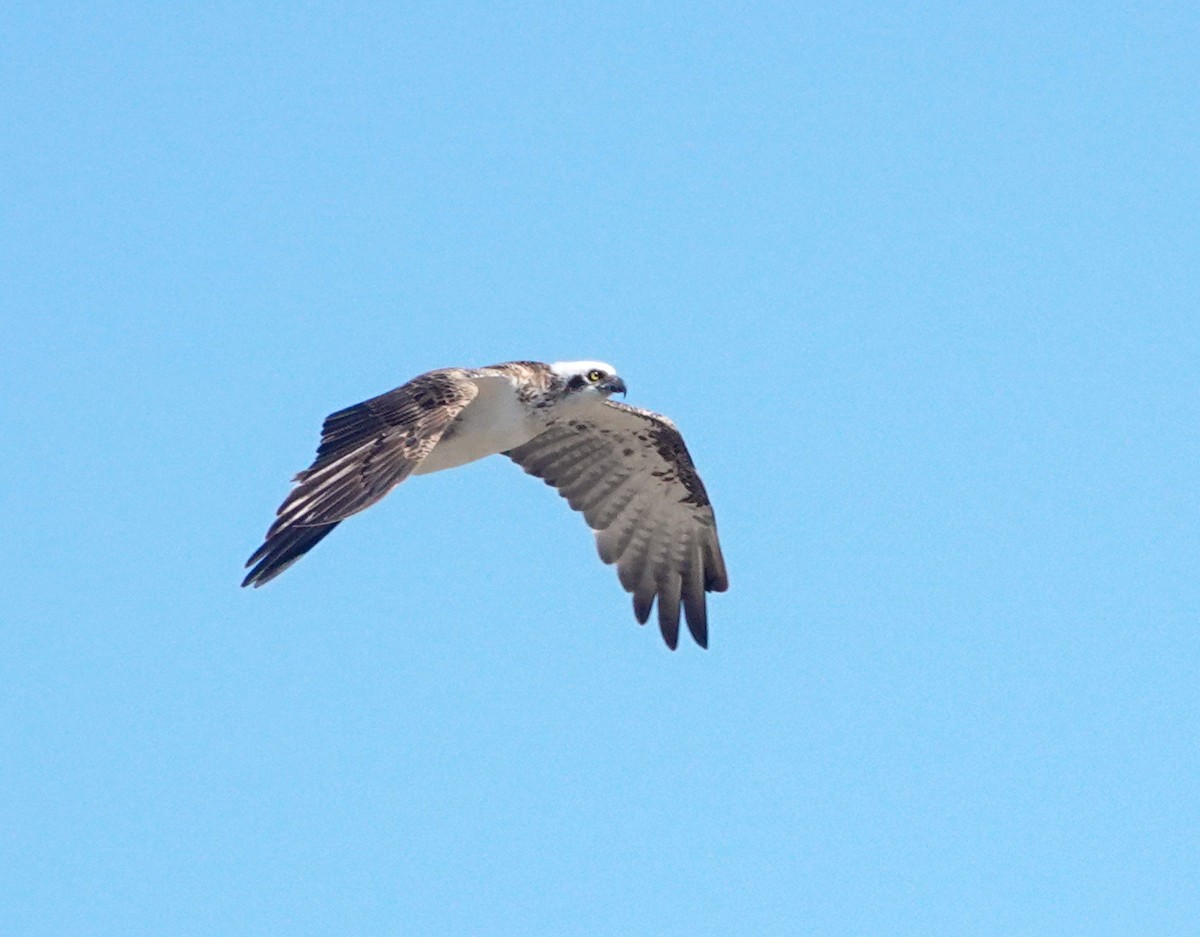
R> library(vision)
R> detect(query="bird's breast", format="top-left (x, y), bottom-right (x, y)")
top-left (412, 378), bottom-right (541, 475)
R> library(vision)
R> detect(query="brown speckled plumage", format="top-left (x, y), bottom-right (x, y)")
top-left (507, 400), bottom-right (726, 649)
top-left (243, 360), bottom-right (726, 649)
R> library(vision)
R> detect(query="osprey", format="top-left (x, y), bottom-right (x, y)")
top-left (242, 360), bottom-right (727, 648)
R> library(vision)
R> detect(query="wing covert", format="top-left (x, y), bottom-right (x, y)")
top-left (507, 400), bottom-right (727, 649)
top-left (242, 369), bottom-right (480, 587)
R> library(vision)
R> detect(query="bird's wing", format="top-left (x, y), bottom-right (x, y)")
top-left (506, 400), bottom-right (727, 649)
top-left (243, 368), bottom-right (489, 587)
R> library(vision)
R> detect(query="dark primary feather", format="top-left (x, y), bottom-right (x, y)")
top-left (507, 400), bottom-right (727, 649)
top-left (242, 369), bottom-right (479, 587)
top-left (242, 521), bottom-right (339, 587)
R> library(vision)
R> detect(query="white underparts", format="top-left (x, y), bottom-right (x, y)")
top-left (412, 375), bottom-right (542, 475)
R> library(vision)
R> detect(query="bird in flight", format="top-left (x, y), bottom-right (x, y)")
top-left (242, 360), bottom-right (727, 648)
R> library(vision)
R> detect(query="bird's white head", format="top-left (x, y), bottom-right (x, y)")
top-left (550, 360), bottom-right (627, 399)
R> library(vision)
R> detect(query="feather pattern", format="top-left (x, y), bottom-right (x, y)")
top-left (243, 360), bottom-right (726, 649)
top-left (507, 400), bottom-right (727, 649)
top-left (243, 368), bottom-right (488, 586)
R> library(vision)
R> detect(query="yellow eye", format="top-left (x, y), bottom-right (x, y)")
top-left (587, 369), bottom-right (604, 383)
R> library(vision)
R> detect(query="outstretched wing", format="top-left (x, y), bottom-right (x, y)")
top-left (243, 369), bottom-right (481, 587)
top-left (506, 400), bottom-right (728, 649)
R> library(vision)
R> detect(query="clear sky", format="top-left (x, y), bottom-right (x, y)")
top-left (3, 3), bottom-right (1197, 935)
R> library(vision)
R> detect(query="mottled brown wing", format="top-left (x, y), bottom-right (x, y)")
top-left (506, 400), bottom-right (727, 649)
top-left (242, 369), bottom-right (481, 587)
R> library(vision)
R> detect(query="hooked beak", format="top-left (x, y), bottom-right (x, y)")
top-left (601, 375), bottom-right (627, 397)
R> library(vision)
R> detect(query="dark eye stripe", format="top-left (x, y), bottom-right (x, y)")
top-left (568, 375), bottom-right (586, 390)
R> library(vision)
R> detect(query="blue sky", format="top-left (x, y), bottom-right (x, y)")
top-left (3, 3), bottom-right (1197, 934)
